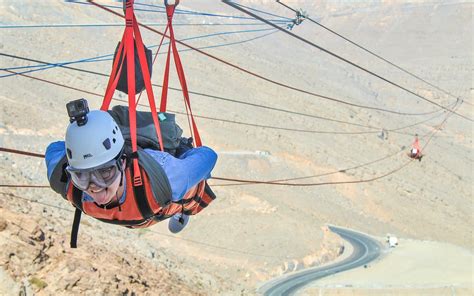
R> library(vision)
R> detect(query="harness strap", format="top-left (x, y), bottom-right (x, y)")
top-left (160, 41), bottom-right (172, 113)
top-left (121, 0), bottom-right (143, 186)
top-left (131, 167), bottom-right (154, 220)
top-left (101, 41), bottom-right (125, 111)
top-left (132, 14), bottom-right (165, 153)
top-left (70, 187), bottom-right (84, 248)
top-left (70, 209), bottom-right (81, 248)
top-left (413, 137), bottom-right (421, 151)
top-left (169, 30), bottom-right (201, 146)
top-left (101, 0), bottom-right (173, 186)
top-left (162, 4), bottom-right (202, 147)
top-left (160, 10), bottom-right (173, 113)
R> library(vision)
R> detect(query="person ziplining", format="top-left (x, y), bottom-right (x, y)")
top-left (45, 0), bottom-right (218, 248)
top-left (408, 135), bottom-right (423, 161)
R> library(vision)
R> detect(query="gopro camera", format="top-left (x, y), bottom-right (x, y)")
top-left (66, 98), bottom-right (89, 126)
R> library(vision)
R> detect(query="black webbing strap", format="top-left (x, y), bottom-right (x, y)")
top-left (70, 209), bottom-right (81, 248)
top-left (70, 187), bottom-right (84, 248)
top-left (133, 185), bottom-right (154, 219)
top-left (204, 182), bottom-right (217, 200)
top-left (132, 168), bottom-right (154, 220)
top-left (137, 150), bottom-right (172, 206)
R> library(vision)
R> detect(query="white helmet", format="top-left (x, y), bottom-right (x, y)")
top-left (65, 110), bottom-right (125, 170)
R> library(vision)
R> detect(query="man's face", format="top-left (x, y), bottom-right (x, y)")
top-left (84, 159), bottom-right (125, 205)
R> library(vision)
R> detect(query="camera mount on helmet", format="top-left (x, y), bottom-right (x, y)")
top-left (66, 98), bottom-right (90, 126)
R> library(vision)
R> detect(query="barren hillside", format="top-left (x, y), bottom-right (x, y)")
top-left (0, 0), bottom-right (472, 295)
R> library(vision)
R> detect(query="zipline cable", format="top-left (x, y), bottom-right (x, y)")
top-left (134, 1), bottom-right (293, 21)
top-left (212, 159), bottom-right (414, 186)
top-left (0, 143), bottom-right (415, 188)
top-left (86, 0), bottom-right (444, 117)
top-left (212, 103), bottom-right (459, 187)
top-left (70, 0), bottom-right (289, 23)
top-left (213, 149), bottom-right (403, 187)
top-left (221, 1), bottom-right (292, 21)
top-left (0, 59), bottom-right (401, 132)
top-left (222, 0), bottom-right (472, 122)
top-left (213, 110), bottom-right (455, 186)
top-left (0, 26), bottom-right (280, 78)
top-left (276, 0), bottom-right (464, 103)
top-left (2, 67), bottom-right (449, 137)
top-left (0, 97), bottom-right (461, 188)
top-left (0, 22), bottom-right (284, 28)
top-left (0, 185), bottom-right (50, 188)
top-left (0, 147), bottom-right (44, 158)
top-left (213, 98), bottom-right (462, 186)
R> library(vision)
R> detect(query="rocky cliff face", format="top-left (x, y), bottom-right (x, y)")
top-left (0, 204), bottom-right (206, 295)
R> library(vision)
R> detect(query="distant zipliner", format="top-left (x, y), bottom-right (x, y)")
top-left (408, 136), bottom-right (423, 161)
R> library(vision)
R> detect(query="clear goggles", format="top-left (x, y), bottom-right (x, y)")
top-left (66, 159), bottom-right (123, 191)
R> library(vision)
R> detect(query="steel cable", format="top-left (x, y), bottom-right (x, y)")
top-left (222, 0), bottom-right (472, 122)
top-left (86, 0), bottom-right (445, 117)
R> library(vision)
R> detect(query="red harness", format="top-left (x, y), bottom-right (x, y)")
top-left (66, 167), bottom-right (215, 229)
top-left (410, 137), bottom-right (422, 158)
top-left (67, 0), bottom-right (214, 248)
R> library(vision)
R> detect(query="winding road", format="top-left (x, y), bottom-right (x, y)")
top-left (259, 226), bottom-right (383, 296)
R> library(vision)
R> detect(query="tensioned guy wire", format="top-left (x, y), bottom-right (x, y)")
top-left (86, 0), bottom-right (447, 117)
top-left (276, 0), bottom-right (464, 103)
top-left (222, 0), bottom-right (472, 122)
top-left (2, 67), bottom-right (448, 136)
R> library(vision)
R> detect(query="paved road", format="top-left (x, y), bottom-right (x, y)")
top-left (258, 226), bottom-right (382, 296)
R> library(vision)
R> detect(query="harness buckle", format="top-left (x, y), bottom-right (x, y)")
top-left (133, 175), bottom-right (143, 187)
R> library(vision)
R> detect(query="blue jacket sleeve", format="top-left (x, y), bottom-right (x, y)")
top-left (144, 146), bottom-right (217, 201)
top-left (45, 141), bottom-right (66, 181)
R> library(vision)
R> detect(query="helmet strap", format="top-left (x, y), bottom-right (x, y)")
top-left (117, 170), bottom-right (124, 212)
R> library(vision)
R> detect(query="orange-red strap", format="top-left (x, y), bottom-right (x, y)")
top-left (160, 41), bottom-right (172, 113)
top-left (101, 37), bottom-right (125, 111)
top-left (132, 14), bottom-right (164, 153)
top-left (412, 137), bottom-right (421, 151)
top-left (100, 0), bottom-right (146, 186)
top-left (163, 4), bottom-right (202, 147)
top-left (122, 0), bottom-right (142, 186)
top-left (136, 24), bottom-right (169, 105)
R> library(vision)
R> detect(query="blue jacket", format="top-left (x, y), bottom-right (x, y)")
top-left (45, 141), bottom-right (217, 202)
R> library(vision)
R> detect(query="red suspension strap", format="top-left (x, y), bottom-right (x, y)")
top-left (161, 2), bottom-right (202, 147)
top-left (412, 136), bottom-right (421, 152)
top-left (100, 0), bottom-right (164, 186)
top-left (412, 136), bottom-right (421, 151)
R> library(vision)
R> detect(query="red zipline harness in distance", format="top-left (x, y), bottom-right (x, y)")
top-left (101, 0), bottom-right (201, 187)
top-left (410, 136), bottom-right (422, 159)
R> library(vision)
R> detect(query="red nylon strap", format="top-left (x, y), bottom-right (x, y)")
top-left (132, 14), bottom-right (165, 153)
top-left (101, 38), bottom-right (125, 110)
top-left (165, 4), bottom-right (202, 147)
top-left (123, 0), bottom-right (143, 186)
top-left (100, 0), bottom-right (146, 186)
top-left (160, 7), bottom-right (174, 113)
top-left (136, 25), bottom-right (169, 106)
top-left (160, 42), bottom-right (172, 113)
top-left (413, 137), bottom-right (421, 151)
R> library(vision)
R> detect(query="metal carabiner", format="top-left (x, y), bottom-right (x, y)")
top-left (164, 0), bottom-right (180, 7)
